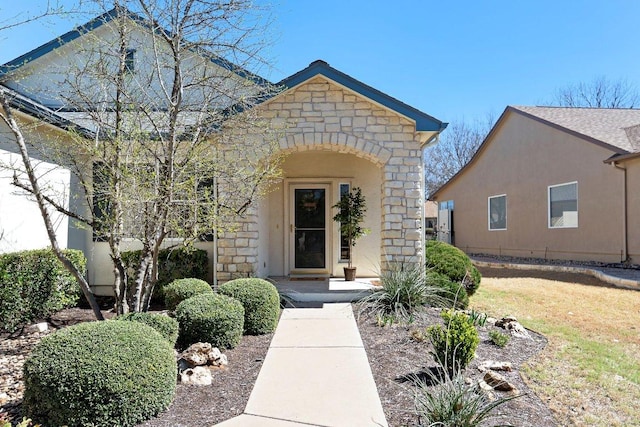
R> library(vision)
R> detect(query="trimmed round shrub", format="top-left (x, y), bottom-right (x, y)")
top-left (425, 241), bottom-right (481, 296)
top-left (175, 293), bottom-right (244, 349)
top-left (23, 321), bottom-right (176, 427)
top-left (163, 278), bottom-right (213, 311)
top-left (115, 312), bottom-right (179, 345)
top-left (428, 309), bottom-right (480, 376)
top-left (218, 278), bottom-right (280, 335)
top-left (426, 271), bottom-right (469, 309)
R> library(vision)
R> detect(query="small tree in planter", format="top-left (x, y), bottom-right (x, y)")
top-left (332, 187), bottom-right (368, 280)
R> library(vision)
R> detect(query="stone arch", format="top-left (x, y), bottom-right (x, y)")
top-left (278, 131), bottom-right (392, 167)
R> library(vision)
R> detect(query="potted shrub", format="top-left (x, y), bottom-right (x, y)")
top-left (332, 187), bottom-right (368, 281)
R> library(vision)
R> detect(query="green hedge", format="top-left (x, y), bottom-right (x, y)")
top-left (115, 312), bottom-right (179, 345)
top-left (426, 271), bottom-right (469, 309)
top-left (0, 249), bottom-right (84, 332)
top-left (175, 293), bottom-right (244, 349)
top-left (23, 321), bottom-right (176, 426)
top-left (425, 241), bottom-right (481, 296)
top-left (163, 278), bottom-right (213, 311)
top-left (121, 247), bottom-right (208, 300)
top-left (219, 278), bottom-right (280, 335)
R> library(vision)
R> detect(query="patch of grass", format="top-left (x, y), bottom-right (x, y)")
top-left (472, 273), bottom-right (640, 426)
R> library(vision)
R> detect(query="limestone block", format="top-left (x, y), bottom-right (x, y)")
top-left (180, 367), bottom-right (212, 386)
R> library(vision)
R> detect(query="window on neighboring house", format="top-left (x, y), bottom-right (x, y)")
top-left (488, 194), bottom-right (507, 230)
top-left (439, 200), bottom-right (454, 211)
top-left (548, 181), bottom-right (578, 228)
top-left (125, 49), bottom-right (136, 73)
top-left (339, 183), bottom-right (350, 262)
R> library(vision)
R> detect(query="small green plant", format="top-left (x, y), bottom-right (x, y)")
top-left (410, 328), bottom-right (426, 343)
top-left (115, 312), bottom-right (179, 345)
top-left (414, 371), bottom-right (520, 427)
top-left (23, 321), bottom-right (176, 426)
top-left (488, 330), bottom-right (510, 348)
top-left (358, 263), bottom-right (446, 322)
top-left (428, 309), bottom-right (480, 376)
top-left (332, 187), bottom-right (368, 269)
top-left (468, 309), bottom-right (488, 327)
top-left (218, 278), bottom-right (280, 335)
top-left (175, 293), bottom-right (244, 349)
top-left (163, 278), bottom-right (213, 311)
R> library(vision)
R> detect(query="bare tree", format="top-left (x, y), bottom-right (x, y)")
top-left (4, 0), bottom-right (283, 313)
top-left (553, 76), bottom-right (639, 108)
top-left (424, 116), bottom-right (494, 197)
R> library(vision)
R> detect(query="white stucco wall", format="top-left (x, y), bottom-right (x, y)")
top-left (0, 149), bottom-right (70, 253)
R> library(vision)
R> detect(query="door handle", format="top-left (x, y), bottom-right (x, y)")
top-left (290, 224), bottom-right (293, 232)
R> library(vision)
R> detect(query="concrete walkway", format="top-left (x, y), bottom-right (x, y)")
top-left (215, 303), bottom-right (388, 427)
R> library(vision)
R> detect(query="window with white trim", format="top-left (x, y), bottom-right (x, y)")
top-left (488, 194), bottom-right (507, 230)
top-left (548, 182), bottom-right (578, 228)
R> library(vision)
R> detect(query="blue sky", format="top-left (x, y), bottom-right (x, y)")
top-left (1, 0), bottom-right (639, 124)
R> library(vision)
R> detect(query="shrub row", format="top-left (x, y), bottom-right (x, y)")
top-left (171, 277), bottom-right (280, 348)
top-left (0, 249), bottom-right (84, 332)
top-left (20, 272), bottom-right (279, 426)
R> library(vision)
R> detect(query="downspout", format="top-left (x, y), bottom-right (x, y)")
top-left (212, 176), bottom-right (218, 289)
top-left (612, 162), bottom-right (628, 263)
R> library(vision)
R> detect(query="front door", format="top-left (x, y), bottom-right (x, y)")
top-left (290, 184), bottom-right (330, 273)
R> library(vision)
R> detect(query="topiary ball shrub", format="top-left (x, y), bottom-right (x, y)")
top-left (23, 321), bottom-right (176, 427)
top-left (163, 278), bottom-right (213, 311)
top-left (175, 293), bottom-right (244, 349)
top-left (218, 278), bottom-right (280, 335)
top-left (425, 240), bottom-right (481, 296)
top-left (426, 271), bottom-right (469, 309)
top-left (115, 312), bottom-right (179, 346)
top-left (428, 309), bottom-right (479, 377)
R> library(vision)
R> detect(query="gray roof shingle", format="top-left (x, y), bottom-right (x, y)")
top-left (512, 106), bottom-right (640, 153)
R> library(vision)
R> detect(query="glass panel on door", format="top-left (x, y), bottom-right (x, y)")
top-left (294, 188), bottom-right (326, 269)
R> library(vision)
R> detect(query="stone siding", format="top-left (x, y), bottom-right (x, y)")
top-left (216, 76), bottom-right (425, 279)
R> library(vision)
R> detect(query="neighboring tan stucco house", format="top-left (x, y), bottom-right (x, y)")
top-left (0, 9), bottom-right (447, 294)
top-left (431, 106), bottom-right (640, 264)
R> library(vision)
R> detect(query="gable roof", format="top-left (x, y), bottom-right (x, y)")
top-left (430, 105), bottom-right (640, 200)
top-left (267, 60), bottom-right (447, 133)
top-left (513, 106), bottom-right (640, 154)
top-left (0, 7), bottom-right (270, 87)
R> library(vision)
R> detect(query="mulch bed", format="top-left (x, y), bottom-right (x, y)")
top-left (2, 304), bottom-right (557, 426)
top-left (357, 307), bottom-right (558, 426)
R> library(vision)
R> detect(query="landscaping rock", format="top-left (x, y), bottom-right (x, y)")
top-left (478, 360), bottom-right (513, 372)
top-left (182, 342), bottom-right (213, 367)
top-left (495, 316), bottom-right (531, 339)
top-left (180, 367), bottom-right (212, 386)
top-left (483, 371), bottom-right (517, 392)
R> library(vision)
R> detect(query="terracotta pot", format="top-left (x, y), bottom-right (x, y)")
top-left (344, 267), bottom-right (357, 281)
